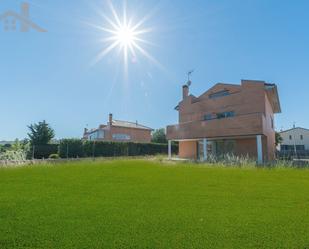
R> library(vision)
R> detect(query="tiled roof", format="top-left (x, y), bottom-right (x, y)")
top-left (112, 120), bottom-right (153, 130)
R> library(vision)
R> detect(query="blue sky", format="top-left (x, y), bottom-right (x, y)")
top-left (1, 0), bottom-right (309, 140)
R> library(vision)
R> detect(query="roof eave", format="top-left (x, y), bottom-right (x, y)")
top-left (272, 85), bottom-right (282, 113)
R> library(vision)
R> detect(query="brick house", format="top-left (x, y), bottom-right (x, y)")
top-left (166, 80), bottom-right (281, 163)
top-left (83, 114), bottom-right (152, 143)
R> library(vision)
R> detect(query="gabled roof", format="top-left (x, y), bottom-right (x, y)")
top-left (280, 127), bottom-right (309, 134)
top-left (112, 120), bottom-right (153, 130)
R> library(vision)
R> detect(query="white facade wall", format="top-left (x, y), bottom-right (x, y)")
top-left (280, 128), bottom-right (309, 150)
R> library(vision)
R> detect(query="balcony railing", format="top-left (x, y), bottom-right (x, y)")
top-left (167, 112), bottom-right (265, 140)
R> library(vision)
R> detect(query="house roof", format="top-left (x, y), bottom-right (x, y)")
top-left (174, 81), bottom-right (281, 113)
top-left (84, 118), bottom-right (153, 136)
top-left (85, 128), bottom-right (99, 134)
top-left (111, 120), bottom-right (153, 130)
top-left (264, 83), bottom-right (281, 113)
top-left (0, 11), bottom-right (46, 32)
top-left (280, 127), bottom-right (309, 134)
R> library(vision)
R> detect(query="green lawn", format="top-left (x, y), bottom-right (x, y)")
top-left (0, 160), bottom-right (309, 249)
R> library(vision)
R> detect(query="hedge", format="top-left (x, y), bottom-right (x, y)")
top-left (58, 139), bottom-right (178, 158)
top-left (59, 139), bottom-right (83, 158)
top-left (29, 144), bottom-right (59, 159)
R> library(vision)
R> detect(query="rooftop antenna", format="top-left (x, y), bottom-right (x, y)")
top-left (292, 122), bottom-right (297, 158)
top-left (186, 70), bottom-right (194, 87)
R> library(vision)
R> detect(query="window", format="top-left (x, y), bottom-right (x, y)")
top-left (281, 145), bottom-right (305, 151)
top-left (216, 111), bottom-right (235, 119)
top-left (209, 90), bottom-right (230, 99)
top-left (204, 114), bottom-right (213, 120)
top-left (88, 130), bottom-right (104, 141)
top-left (112, 134), bottom-right (131, 140)
top-left (214, 140), bottom-right (236, 156)
top-left (289, 135), bottom-right (292, 140)
top-left (300, 135), bottom-right (303, 140)
top-left (297, 145), bottom-right (305, 150)
top-left (225, 111), bottom-right (235, 118)
top-left (271, 117), bottom-right (274, 129)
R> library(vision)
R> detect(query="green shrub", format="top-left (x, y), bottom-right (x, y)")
top-left (49, 154), bottom-right (60, 159)
top-left (0, 150), bottom-right (27, 161)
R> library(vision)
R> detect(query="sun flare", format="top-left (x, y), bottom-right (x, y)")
top-left (115, 26), bottom-right (135, 47)
top-left (91, 1), bottom-right (159, 71)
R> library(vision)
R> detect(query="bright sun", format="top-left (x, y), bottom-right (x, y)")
top-left (92, 1), bottom-right (158, 70)
top-left (115, 26), bottom-right (135, 47)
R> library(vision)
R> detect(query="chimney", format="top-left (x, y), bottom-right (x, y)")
top-left (109, 113), bottom-right (113, 126)
top-left (182, 85), bottom-right (189, 99)
top-left (84, 128), bottom-right (88, 134)
top-left (21, 2), bottom-right (30, 32)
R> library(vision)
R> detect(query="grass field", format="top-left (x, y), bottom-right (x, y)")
top-left (0, 159), bottom-right (309, 249)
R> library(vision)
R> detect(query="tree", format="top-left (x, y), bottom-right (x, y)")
top-left (11, 138), bottom-right (30, 152)
top-left (3, 143), bottom-right (12, 150)
top-left (275, 132), bottom-right (283, 146)
top-left (151, 128), bottom-right (167, 144)
top-left (27, 120), bottom-right (55, 145)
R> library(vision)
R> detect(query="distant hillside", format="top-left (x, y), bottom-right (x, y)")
top-left (0, 141), bottom-right (14, 145)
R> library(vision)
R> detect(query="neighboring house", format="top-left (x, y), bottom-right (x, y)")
top-left (83, 114), bottom-right (153, 143)
top-left (166, 79), bottom-right (281, 163)
top-left (279, 127), bottom-right (309, 152)
top-left (0, 2), bottom-right (46, 32)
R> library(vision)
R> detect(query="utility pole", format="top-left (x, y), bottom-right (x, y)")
top-left (292, 122), bottom-right (298, 158)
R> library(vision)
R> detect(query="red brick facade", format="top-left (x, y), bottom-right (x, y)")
top-left (167, 80), bottom-right (281, 161)
top-left (83, 114), bottom-right (152, 143)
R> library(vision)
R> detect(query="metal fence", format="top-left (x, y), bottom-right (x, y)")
top-left (277, 150), bottom-right (309, 160)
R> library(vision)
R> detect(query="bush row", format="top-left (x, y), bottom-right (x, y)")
top-left (59, 139), bottom-right (178, 158)
top-left (30, 139), bottom-right (178, 159)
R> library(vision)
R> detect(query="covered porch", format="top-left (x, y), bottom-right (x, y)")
top-left (168, 135), bottom-right (266, 164)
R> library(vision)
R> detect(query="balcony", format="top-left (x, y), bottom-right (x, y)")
top-left (167, 112), bottom-right (265, 140)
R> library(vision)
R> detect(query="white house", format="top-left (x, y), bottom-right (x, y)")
top-left (279, 127), bottom-right (309, 151)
